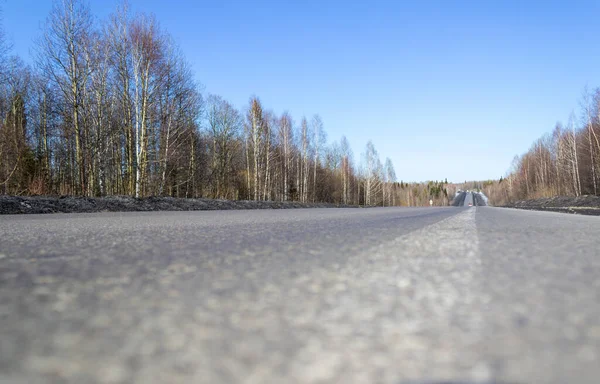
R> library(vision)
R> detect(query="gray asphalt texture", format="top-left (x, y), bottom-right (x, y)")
top-left (1, 206), bottom-right (599, 384)
top-left (463, 193), bottom-right (474, 207)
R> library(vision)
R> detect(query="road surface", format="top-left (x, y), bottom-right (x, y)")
top-left (1, 206), bottom-right (599, 384)
top-left (463, 192), bottom-right (474, 206)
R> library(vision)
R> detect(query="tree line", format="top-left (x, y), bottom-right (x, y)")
top-left (482, 88), bottom-right (600, 205)
top-left (1, 0), bottom-right (397, 205)
top-left (0, 1), bottom-right (456, 207)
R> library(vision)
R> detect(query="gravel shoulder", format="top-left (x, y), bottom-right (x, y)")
top-left (502, 195), bottom-right (600, 216)
top-left (0, 195), bottom-right (357, 215)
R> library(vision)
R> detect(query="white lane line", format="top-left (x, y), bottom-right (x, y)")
top-left (379, 207), bottom-right (490, 381)
top-left (286, 208), bottom-right (491, 383)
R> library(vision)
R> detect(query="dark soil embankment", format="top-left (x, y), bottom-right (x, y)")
top-left (503, 195), bottom-right (600, 216)
top-left (0, 195), bottom-right (358, 215)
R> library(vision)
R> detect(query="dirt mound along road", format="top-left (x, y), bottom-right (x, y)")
top-left (504, 195), bottom-right (600, 216)
top-left (0, 195), bottom-right (356, 215)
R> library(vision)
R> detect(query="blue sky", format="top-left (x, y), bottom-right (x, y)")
top-left (2, 0), bottom-right (600, 182)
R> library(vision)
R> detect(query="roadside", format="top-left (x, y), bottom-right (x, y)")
top-left (502, 195), bottom-right (600, 216)
top-left (0, 195), bottom-right (358, 215)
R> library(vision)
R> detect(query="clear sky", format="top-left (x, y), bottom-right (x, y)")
top-left (2, 0), bottom-right (600, 182)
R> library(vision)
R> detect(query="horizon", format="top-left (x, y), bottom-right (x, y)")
top-left (3, 0), bottom-right (600, 183)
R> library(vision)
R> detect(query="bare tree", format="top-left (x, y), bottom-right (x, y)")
top-left (384, 157), bottom-right (396, 206)
top-left (340, 136), bottom-right (353, 204)
top-left (0, 7), bottom-right (13, 82)
top-left (107, 2), bottom-right (134, 194)
top-left (37, 0), bottom-right (94, 195)
top-left (311, 114), bottom-right (326, 202)
top-left (30, 75), bottom-right (56, 191)
top-left (156, 41), bottom-right (200, 197)
top-left (582, 88), bottom-right (600, 195)
top-left (206, 95), bottom-right (241, 199)
top-left (278, 112), bottom-right (294, 201)
top-left (363, 140), bottom-right (380, 205)
top-left (262, 110), bottom-right (274, 201)
top-left (130, 14), bottom-right (163, 197)
top-left (565, 115), bottom-right (582, 196)
top-left (0, 58), bottom-right (32, 193)
top-left (299, 117), bottom-right (311, 202)
top-left (245, 97), bottom-right (265, 200)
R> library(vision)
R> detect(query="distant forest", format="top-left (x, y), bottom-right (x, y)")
top-left (478, 88), bottom-right (600, 205)
top-left (0, 0), bottom-right (452, 206)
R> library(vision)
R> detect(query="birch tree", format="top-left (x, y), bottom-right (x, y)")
top-left (363, 140), bottom-right (379, 205)
top-left (262, 111), bottom-right (274, 200)
top-left (37, 0), bottom-right (93, 195)
top-left (245, 97), bottom-right (264, 200)
top-left (206, 95), bottom-right (241, 199)
top-left (278, 112), bottom-right (294, 201)
top-left (567, 115), bottom-right (582, 196)
top-left (384, 157), bottom-right (396, 206)
top-left (299, 117), bottom-right (311, 202)
top-left (130, 14), bottom-right (163, 197)
top-left (86, 29), bottom-right (112, 195)
top-left (107, 3), bottom-right (134, 194)
top-left (582, 88), bottom-right (600, 195)
top-left (340, 135), bottom-right (352, 204)
top-left (311, 114), bottom-right (326, 202)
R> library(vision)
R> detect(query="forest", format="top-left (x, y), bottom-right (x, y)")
top-left (481, 88), bottom-right (600, 206)
top-left (0, 0), bottom-right (455, 207)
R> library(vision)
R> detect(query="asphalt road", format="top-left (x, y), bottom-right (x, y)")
top-left (1, 206), bottom-right (599, 384)
top-left (463, 192), bottom-right (474, 207)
